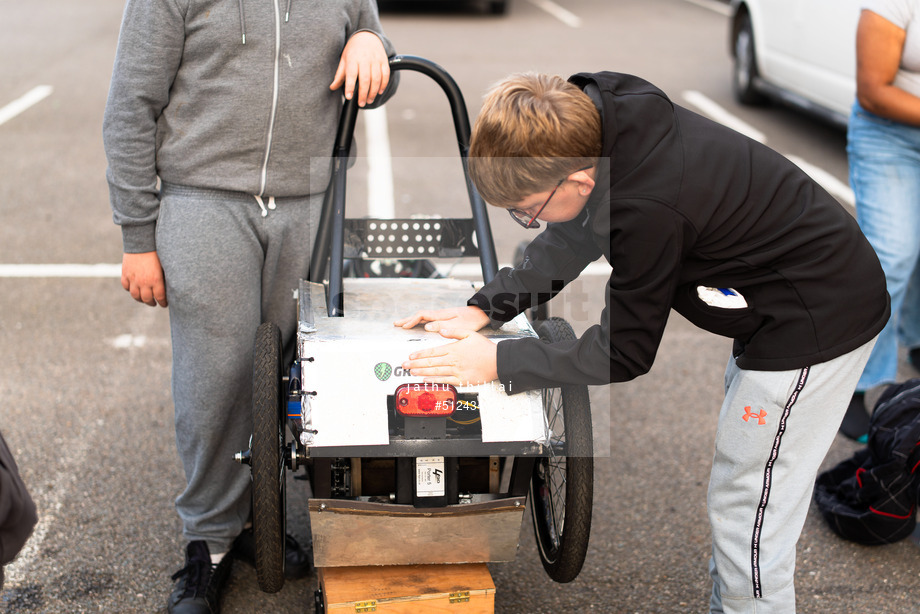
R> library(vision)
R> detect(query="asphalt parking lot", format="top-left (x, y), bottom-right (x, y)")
top-left (2, 0), bottom-right (919, 612)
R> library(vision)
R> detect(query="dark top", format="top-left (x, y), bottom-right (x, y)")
top-left (469, 72), bottom-right (890, 393)
top-left (1, 430), bottom-right (37, 586)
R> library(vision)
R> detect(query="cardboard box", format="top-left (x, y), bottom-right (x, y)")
top-left (320, 564), bottom-right (495, 613)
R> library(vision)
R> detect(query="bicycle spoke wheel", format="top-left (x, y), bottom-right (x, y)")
top-left (530, 317), bottom-right (594, 583)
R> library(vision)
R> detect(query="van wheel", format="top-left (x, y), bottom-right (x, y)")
top-left (733, 13), bottom-right (767, 105)
top-left (489, 0), bottom-right (507, 15)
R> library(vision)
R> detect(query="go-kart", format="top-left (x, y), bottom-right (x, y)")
top-left (238, 55), bottom-right (594, 604)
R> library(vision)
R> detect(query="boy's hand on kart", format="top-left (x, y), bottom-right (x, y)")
top-left (394, 305), bottom-right (490, 333)
top-left (330, 31), bottom-right (390, 107)
top-left (402, 329), bottom-right (499, 387)
top-left (121, 251), bottom-right (168, 308)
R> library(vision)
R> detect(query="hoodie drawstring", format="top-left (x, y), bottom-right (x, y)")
top-left (239, 0), bottom-right (292, 43)
top-left (254, 195), bottom-right (276, 217)
top-left (238, 0), bottom-right (247, 44)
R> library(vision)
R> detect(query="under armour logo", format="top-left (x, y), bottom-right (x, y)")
top-left (743, 406), bottom-right (768, 425)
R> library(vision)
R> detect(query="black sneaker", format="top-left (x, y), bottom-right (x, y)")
top-left (839, 392), bottom-right (870, 443)
top-left (232, 528), bottom-right (313, 579)
top-left (909, 347), bottom-right (920, 371)
top-left (167, 540), bottom-right (233, 614)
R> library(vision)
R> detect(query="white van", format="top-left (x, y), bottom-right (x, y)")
top-left (729, 0), bottom-right (862, 128)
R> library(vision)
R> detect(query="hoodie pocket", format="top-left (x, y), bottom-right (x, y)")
top-left (672, 283), bottom-right (758, 339)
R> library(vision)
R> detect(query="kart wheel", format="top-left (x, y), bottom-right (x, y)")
top-left (252, 322), bottom-right (286, 593)
top-left (530, 317), bottom-right (593, 583)
top-left (733, 13), bottom-right (767, 105)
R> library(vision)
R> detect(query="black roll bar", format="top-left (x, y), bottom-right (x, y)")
top-left (309, 55), bottom-right (499, 317)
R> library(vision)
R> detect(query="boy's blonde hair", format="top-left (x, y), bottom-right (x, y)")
top-left (469, 73), bottom-right (602, 208)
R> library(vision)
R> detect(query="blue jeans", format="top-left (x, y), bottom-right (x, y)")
top-left (847, 101), bottom-right (920, 391)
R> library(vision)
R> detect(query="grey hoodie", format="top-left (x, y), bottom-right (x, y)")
top-left (103, 0), bottom-right (396, 253)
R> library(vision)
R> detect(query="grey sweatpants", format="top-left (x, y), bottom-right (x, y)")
top-left (708, 337), bottom-right (876, 614)
top-left (156, 183), bottom-right (321, 554)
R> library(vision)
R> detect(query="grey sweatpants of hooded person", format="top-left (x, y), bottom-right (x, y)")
top-left (708, 336), bottom-right (876, 614)
top-left (156, 182), bottom-right (321, 556)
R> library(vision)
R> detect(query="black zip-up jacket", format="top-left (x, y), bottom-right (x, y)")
top-left (469, 72), bottom-right (890, 393)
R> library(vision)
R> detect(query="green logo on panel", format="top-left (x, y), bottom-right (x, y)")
top-left (374, 362), bottom-right (392, 381)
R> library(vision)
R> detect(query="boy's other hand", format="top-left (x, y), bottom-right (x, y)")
top-left (330, 31), bottom-right (390, 107)
top-left (394, 306), bottom-right (490, 332)
top-left (401, 329), bottom-right (498, 387)
top-left (121, 251), bottom-right (168, 308)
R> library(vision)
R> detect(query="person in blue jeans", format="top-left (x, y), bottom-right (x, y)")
top-left (841, 0), bottom-right (920, 441)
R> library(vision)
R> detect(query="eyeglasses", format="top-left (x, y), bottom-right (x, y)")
top-left (506, 165), bottom-right (593, 229)
top-left (507, 178), bottom-right (564, 229)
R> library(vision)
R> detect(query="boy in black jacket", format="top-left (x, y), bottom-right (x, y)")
top-left (396, 72), bottom-right (889, 613)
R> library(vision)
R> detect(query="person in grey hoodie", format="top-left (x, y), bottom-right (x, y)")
top-left (102, 1), bottom-right (396, 612)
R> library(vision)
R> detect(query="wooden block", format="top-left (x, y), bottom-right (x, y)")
top-left (320, 564), bottom-right (495, 613)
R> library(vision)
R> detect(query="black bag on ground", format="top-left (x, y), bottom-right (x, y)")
top-left (1, 430), bottom-right (38, 588)
top-left (814, 378), bottom-right (920, 545)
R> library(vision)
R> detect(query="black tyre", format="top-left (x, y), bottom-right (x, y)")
top-left (489, 0), bottom-right (508, 15)
top-left (733, 13), bottom-right (768, 105)
top-left (530, 317), bottom-right (594, 583)
top-left (252, 322), bottom-right (286, 593)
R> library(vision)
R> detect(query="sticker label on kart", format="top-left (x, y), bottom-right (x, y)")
top-left (416, 456), bottom-right (445, 497)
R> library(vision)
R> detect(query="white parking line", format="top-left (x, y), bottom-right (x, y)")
top-left (682, 90), bottom-right (767, 143)
top-left (0, 263), bottom-right (121, 277)
top-left (0, 85), bottom-right (53, 127)
top-left (786, 155), bottom-right (855, 207)
top-left (680, 91), bottom-right (856, 208)
top-left (110, 334), bottom-right (148, 349)
top-left (527, 0), bottom-right (582, 28)
top-left (437, 261), bottom-right (610, 279)
top-left (683, 0), bottom-right (733, 17)
top-left (365, 106), bottom-right (395, 218)
top-left (0, 262), bottom-right (611, 279)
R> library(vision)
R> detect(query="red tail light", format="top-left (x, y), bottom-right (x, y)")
top-left (395, 383), bottom-right (457, 417)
